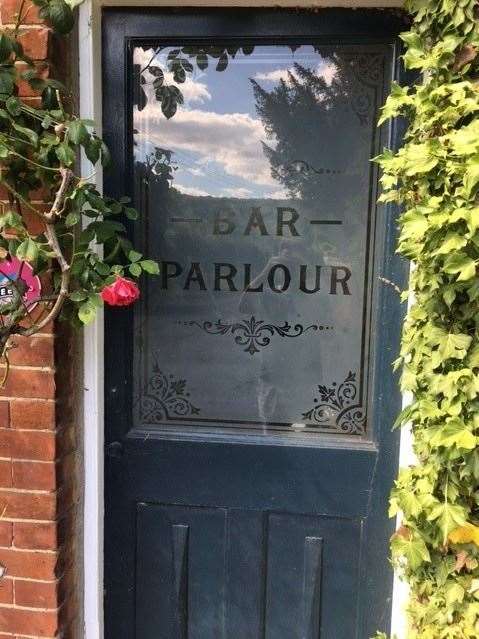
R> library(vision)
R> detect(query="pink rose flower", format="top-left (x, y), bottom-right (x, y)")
top-left (101, 276), bottom-right (140, 307)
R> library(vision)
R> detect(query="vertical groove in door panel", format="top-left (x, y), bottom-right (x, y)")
top-left (260, 512), bottom-right (269, 639)
top-left (172, 524), bottom-right (190, 639)
top-left (302, 537), bottom-right (323, 639)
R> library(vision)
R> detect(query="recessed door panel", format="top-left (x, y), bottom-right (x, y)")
top-left (136, 503), bottom-right (228, 639)
top-left (265, 513), bottom-right (360, 639)
top-left (136, 503), bottom-right (361, 639)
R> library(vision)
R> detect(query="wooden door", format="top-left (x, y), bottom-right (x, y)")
top-left (103, 8), bottom-right (408, 638)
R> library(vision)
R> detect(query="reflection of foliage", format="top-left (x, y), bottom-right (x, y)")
top-left (135, 45), bottom-right (254, 117)
top-left (144, 147), bottom-right (176, 183)
top-left (252, 55), bottom-right (377, 201)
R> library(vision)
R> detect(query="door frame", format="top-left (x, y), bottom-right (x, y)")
top-left (78, 2), bottom-right (412, 638)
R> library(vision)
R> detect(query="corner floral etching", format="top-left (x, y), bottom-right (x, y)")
top-left (140, 360), bottom-right (200, 422)
top-left (302, 371), bottom-right (366, 434)
top-left (179, 316), bottom-right (332, 356)
top-left (342, 52), bottom-right (383, 125)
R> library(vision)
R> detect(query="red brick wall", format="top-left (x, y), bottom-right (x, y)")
top-left (0, 4), bottom-right (80, 637)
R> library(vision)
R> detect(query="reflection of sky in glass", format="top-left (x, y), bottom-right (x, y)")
top-left (131, 43), bottom-right (386, 433)
top-left (133, 46), bottom-right (337, 200)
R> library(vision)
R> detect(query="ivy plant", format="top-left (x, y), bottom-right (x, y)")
top-left (0, 0), bottom-right (158, 373)
top-left (374, 0), bottom-right (479, 637)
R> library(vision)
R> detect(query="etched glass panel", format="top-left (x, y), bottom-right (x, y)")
top-left (131, 43), bottom-right (388, 436)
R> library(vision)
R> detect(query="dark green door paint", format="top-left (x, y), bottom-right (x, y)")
top-left (103, 8), bottom-right (409, 638)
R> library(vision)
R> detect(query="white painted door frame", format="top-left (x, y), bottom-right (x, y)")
top-left (79, 2), bottom-right (410, 636)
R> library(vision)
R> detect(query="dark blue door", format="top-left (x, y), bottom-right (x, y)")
top-left (103, 9), bottom-right (408, 638)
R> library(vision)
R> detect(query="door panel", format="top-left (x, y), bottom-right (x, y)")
top-left (137, 504), bottom-right (228, 639)
top-left (103, 9), bottom-right (409, 639)
top-left (136, 504), bottom-right (361, 639)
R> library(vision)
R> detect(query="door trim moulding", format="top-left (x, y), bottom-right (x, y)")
top-left (79, 2), bottom-right (411, 638)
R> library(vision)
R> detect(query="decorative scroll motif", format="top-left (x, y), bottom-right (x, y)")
top-left (180, 316), bottom-right (332, 356)
top-left (302, 371), bottom-right (366, 434)
top-left (341, 53), bottom-right (383, 126)
top-left (140, 361), bottom-right (200, 422)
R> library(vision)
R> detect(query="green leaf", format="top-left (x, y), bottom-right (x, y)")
top-left (68, 119), bottom-right (88, 145)
top-left (88, 292), bottom-right (103, 307)
top-left (78, 302), bottom-right (97, 325)
top-left (16, 238), bottom-right (39, 262)
top-left (128, 250), bottom-right (142, 263)
top-left (0, 71), bottom-right (14, 97)
top-left (428, 502), bottom-right (467, 543)
top-left (445, 582), bottom-right (465, 607)
top-left (69, 290), bottom-right (88, 302)
top-left (0, 34), bottom-right (12, 63)
top-left (65, 211), bottom-right (80, 227)
top-left (450, 119), bottom-right (479, 155)
top-left (94, 261), bottom-right (111, 276)
top-left (41, 114), bottom-right (53, 129)
top-left (402, 141), bottom-right (440, 176)
top-left (216, 52), bottom-right (228, 72)
top-left (85, 136), bottom-right (101, 164)
top-left (463, 156), bottom-right (479, 197)
top-left (401, 31), bottom-right (425, 69)
top-left (56, 143), bottom-right (76, 166)
top-left (196, 53), bottom-right (208, 70)
top-left (401, 209), bottom-right (428, 239)
top-left (401, 490), bottom-right (423, 518)
top-left (468, 344), bottom-right (479, 368)
top-left (124, 207), bottom-right (139, 220)
top-left (443, 252), bottom-right (477, 281)
top-left (429, 328), bottom-right (472, 360)
top-left (47, 0), bottom-right (75, 34)
top-left (5, 96), bottom-right (21, 117)
top-left (434, 231), bottom-right (467, 255)
top-left (129, 262), bottom-right (142, 277)
top-left (0, 210), bottom-right (25, 231)
top-left (100, 142), bottom-right (111, 167)
top-left (12, 123), bottom-right (38, 146)
top-left (139, 260), bottom-right (159, 275)
top-left (391, 534), bottom-right (430, 570)
top-left (430, 418), bottom-right (477, 450)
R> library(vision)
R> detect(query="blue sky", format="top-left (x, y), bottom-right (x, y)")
top-left (133, 45), bottom-right (336, 199)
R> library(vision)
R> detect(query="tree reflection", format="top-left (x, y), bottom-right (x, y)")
top-left (252, 55), bottom-right (372, 203)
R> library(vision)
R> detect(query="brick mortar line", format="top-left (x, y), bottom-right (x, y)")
top-left (0, 633), bottom-right (59, 639)
top-left (0, 398), bottom-right (55, 403)
top-left (0, 602), bottom-right (62, 613)
top-left (0, 426), bottom-right (75, 433)
top-left (0, 458), bottom-right (58, 464)
top-left (0, 486), bottom-right (58, 500)
top-left (0, 457), bottom-right (76, 465)
top-left (0, 517), bottom-right (68, 524)
top-left (0, 457), bottom-right (72, 463)
top-left (0, 636), bottom-right (53, 639)
top-left (0, 429), bottom-right (58, 434)
top-left (0, 397), bottom-right (56, 402)
top-left (2, 24), bottom-right (50, 30)
top-left (3, 332), bottom-right (54, 338)
top-left (0, 577), bottom-right (61, 583)
top-left (10, 573), bottom-right (67, 584)
top-left (0, 365), bottom-right (54, 372)
top-left (0, 545), bottom-right (58, 555)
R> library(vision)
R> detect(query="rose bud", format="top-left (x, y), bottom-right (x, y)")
top-left (101, 275), bottom-right (140, 307)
